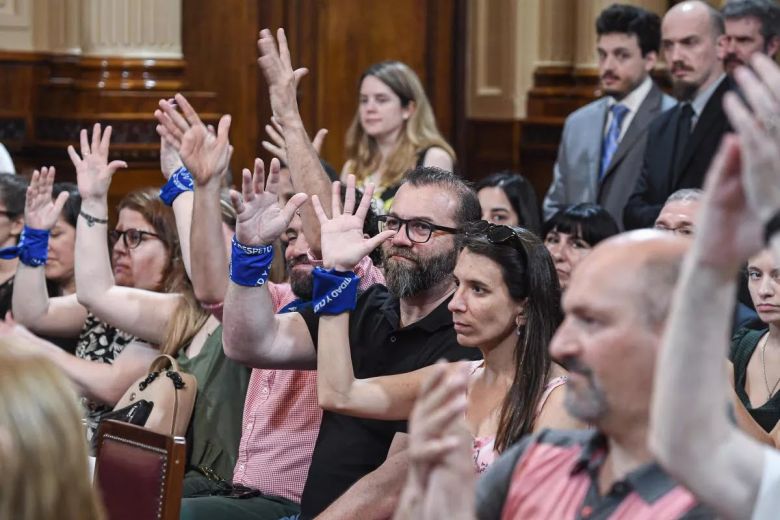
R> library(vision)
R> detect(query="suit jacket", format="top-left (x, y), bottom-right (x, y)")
top-left (623, 76), bottom-right (732, 230)
top-left (543, 83), bottom-right (675, 229)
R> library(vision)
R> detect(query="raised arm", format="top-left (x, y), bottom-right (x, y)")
top-left (155, 94), bottom-right (233, 305)
top-left (649, 137), bottom-right (764, 520)
top-left (257, 28), bottom-right (333, 257)
top-left (12, 166), bottom-right (87, 336)
top-left (160, 135), bottom-right (195, 279)
top-left (222, 157), bottom-right (315, 369)
top-left (313, 177), bottom-right (424, 419)
top-left (71, 124), bottom-right (181, 344)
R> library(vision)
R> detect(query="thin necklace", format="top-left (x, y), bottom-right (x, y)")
top-left (760, 332), bottom-right (780, 398)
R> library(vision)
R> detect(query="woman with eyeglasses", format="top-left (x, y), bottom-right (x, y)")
top-left (542, 203), bottom-right (619, 290)
top-left (11, 127), bottom-right (249, 475)
top-left (313, 183), bottom-right (581, 478)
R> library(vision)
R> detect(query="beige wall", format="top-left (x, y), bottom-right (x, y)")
top-left (0, 0), bottom-right (181, 57)
top-left (467, 0), bottom-right (668, 119)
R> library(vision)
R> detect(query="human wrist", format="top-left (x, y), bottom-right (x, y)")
top-left (80, 199), bottom-right (109, 218)
top-left (159, 166), bottom-right (194, 205)
top-left (229, 236), bottom-right (275, 287)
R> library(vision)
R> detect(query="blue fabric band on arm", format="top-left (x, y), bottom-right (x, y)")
top-left (159, 166), bottom-right (194, 206)
top-left (312, 267), bottom-right (359, 315)
top-left (229, 236), bottom-right (274, 287)
top-left (0, 226), bottom-right (51, 266)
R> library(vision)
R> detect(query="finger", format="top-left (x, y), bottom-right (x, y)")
top-left (751, 54), bottom-right (780, 104)
top-left (253, 158), bottom-right (266, 195)
top-left (293, 67), bottom-right (309, 89)
top-left (216, 114), bottom-right (232, 148)
top-left (364, 230), bottom-right (397, 251)
top-left (67, 145), bottom-right (83, 167)
top-left (261, 141), bottom-right (287, 163)
top-left (154, 108), bottom-right (185, 144)
top-left (355, 182), bottom-right (375, 221)
top-left (229, 188), bottom-right (245, 214)
top-left (311, 194), bottom-right (329, 224)
top-left (207, 124), bottom-right (216, 136)
top-left (343, 174), bottom-right (357, 215)
top-left (240, 168), bottom-right (254, 202)
top-left (733, 66), bottom-right (779, 117)
top-left (265, 157), bottom-right (281, 195)
top-left (280, 192), bottom-right (309, 224)
top-left (52, 191), bottom-right (70, 215)
top-left (702, 134), bottom-right (740, 196)
top-left (174, 93), bottom-right (204, 128)
top-left (265, 122), bottom-right (285, 147)
top-left (409, 437), bottom-right (460, 462)
top-left (271, 116), bottom-right (284, 135)
top-left (99, 125), bottom-right (113, 156)
top-left (80, 128), bottom-right (90, 156)
top-left (277, 28), bottom-right (292, 69)
top-left (331, 180), bottom-right (342, 217)
top-left (158, 98), bottom-right (190, 134)
top-left (414, 392), bottom-right (467, 437)
top-left (107, 160), bottom-right (128, 174)
top-left (155, 124), bottom-right (183, 150)
top-left (724, 91), bottom-right (762, 140)
top-left (312, 128), bottom-right (328, 154)
top-left (91, 123), bottom-right (101, 154)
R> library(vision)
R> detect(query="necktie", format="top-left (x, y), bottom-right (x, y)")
top-left (673, 103), bottom-right (695, 176)
top-left (600, 103), bottom-right (629, 180)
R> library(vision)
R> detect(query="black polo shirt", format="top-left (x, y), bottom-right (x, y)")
top-left (477, 429), bottom-right (713, 519)
top-left (297, 283), bottom-right (481, 518)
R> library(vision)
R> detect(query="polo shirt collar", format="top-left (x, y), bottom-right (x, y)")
top-left (570, 430), bottom-right (679, 504)
top-left (379, 290), bottom-right (455, 333)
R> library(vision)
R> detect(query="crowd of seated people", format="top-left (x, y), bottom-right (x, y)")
top-left (5, 1), bottom-right (780, 519)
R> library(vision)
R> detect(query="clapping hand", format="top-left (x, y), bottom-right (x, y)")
top-left (24, 167), bottom-right (69, 231)
top-left (312, 175), bottom-right (395, 272)
top-left (155, 93), bottom-right (233, 187)
top-left (67, 123), bottom-right (127, 202)
top-left (230, 157), bottom-right (308, 247)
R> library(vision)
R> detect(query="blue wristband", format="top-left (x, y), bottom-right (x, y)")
top-left (229, 236), bottom-right (274, 287)
top-left (159, 166), bottom-right (194, 206)
top-left (312, 267), bottom-right (359, 315)
top-left (0, 226), bottom-right (51, 266)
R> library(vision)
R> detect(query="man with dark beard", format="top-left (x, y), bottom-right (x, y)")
top-left (223, 166), bottom-right (482, 519)
top-left (624, 0), bottom-right (731, 230)
top-left (543, 4), bottom-right (674, 227)
top-left (722, 0), bottom-right (780, 76)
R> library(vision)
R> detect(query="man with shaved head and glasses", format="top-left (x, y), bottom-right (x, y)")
top-left (222, 166), bottom-right (481, 518)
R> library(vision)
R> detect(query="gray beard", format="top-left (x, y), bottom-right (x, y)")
top-left (383, 247), bottom-right (457, 299)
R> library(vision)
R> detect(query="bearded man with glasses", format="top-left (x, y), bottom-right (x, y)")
top-left (222, 166), bottom-right (482, 519)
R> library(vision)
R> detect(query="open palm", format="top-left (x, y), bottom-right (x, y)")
top-left (24, 167), bottom-right (69, 230)
top-left (312, 175), bottom-right (395, 271)
top-left (67, 123), bottom-right (127, 201)
top-left (230, 158), bottom-right (307, 247)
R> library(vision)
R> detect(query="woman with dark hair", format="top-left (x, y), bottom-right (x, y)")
top-left (0, 173), bottom-right (28, 316)
top-left (476, 171), bottom-right (542, 236)
top-left (342, 61), bottom-right (455, 212)
top-left (47, 182), bottom-right (80, 296)
top-left (542, 202), bottom-right (619, 290)
top-left (313, 183), bottom-right (580, 476)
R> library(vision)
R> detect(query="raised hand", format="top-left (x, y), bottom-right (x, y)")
top-left (256, 28), bottom-right (308, 122)
top-left (724, 54), bottom-right (780, 223)
top-left (67, 123), bottom-right (127, 201)
top-left (261, 116), bottom-right (328, 165)
top-left (24, 167), bottom-right (69, 231)
top-left (312, 175), bottom-right (395, 271)
top-left (155, 93), bottom-right (232, 187)
top-left (230, 157), bottom-right (308, 247)
top-left (694, 135), bottom-right (763, 271)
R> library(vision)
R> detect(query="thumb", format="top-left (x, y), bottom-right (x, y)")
top-left (312, 128), bottom-right (328, 154)
top-left (364, 230), bottom-right (396, 251)
top-left (107, 160), bottom-right (128, 175)
top-left (52, 191), bottom-right (70, 215)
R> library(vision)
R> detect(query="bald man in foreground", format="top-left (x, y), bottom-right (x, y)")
top-left (393, 232), bottom-right (714, 519)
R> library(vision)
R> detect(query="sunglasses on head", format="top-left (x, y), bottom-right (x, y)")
top-left (468, 221), bottom-right (529, 261)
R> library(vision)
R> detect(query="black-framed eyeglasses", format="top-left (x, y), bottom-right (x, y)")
top-left (109, 228), bottom-right (161, 249)
top-left (376, 215), bottom-right (459, 244)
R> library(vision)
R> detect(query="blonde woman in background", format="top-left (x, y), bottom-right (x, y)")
top-left (343, 60), bottom-right (455, 212)
top-left (0, 339), bottom-right (104, 520)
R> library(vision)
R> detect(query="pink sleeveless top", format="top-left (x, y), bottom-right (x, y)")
top-left (469, 361), bottom-right (568, 474)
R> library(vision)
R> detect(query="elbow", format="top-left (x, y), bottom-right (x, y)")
top-left (317, 387), bottom-right (352, 414)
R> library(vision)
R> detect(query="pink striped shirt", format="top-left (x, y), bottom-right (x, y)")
top-left (231, 256), bottom-right (384, 501)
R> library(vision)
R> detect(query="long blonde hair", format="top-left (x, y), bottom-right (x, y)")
top-left (345, 61), bottom-right (455, 188)
top-left (0, 340), bottom-right (105, 520)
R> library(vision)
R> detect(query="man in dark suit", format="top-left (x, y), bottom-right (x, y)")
top-left (624, 0), bottom-right (728, 230)
top-left (544, 4), bottom-right (675, 228)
